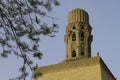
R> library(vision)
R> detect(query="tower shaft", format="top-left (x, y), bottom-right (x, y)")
top-left (64, 8), bottom-right (93, 60)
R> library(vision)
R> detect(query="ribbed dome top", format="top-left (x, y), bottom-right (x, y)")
top-left (68, 8), bottom-right (89, 23)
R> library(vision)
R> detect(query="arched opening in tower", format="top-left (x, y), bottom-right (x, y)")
top-left (72, 50), bottom-right (76, 57)
top-left (72, 33), bottom-right (76, 41)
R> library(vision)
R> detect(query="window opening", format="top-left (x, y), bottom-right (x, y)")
top-left (81, 32), bottom-right (84, 41)
top-left (72, 33), bottom-right (76, 41)
top-left (72, 26), bottom-right (76, 29)
top-left (72, 50), bottom-right (76, 57)
top-left (81, 51), bottom-right (84, 55)
top-left (81, 25), bottom-right (84, 29)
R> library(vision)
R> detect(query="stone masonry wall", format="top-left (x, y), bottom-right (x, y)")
top-left (35, 64), bottom-right (101, 80)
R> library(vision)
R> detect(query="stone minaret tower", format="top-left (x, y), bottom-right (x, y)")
top-left (34, 8), bottom-right (116, 80)
top-left (64, 8), bottom-right (93, 60)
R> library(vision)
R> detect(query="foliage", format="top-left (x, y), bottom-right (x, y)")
top-left (0, 0), bottom-right (60, 80)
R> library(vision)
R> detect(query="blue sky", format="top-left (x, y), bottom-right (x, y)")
top-left (0, 0), bottom-right (120, 80)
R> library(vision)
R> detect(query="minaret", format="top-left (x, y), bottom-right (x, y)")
top-left (64, 8), bottom-right (93, 60)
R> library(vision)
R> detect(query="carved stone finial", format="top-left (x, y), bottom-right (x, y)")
top-left (36, 64), bottom-right (38, 67)
top-left (97, 52), bottom-right (99, 56)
